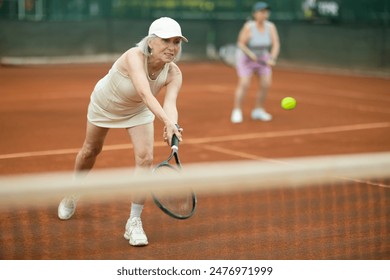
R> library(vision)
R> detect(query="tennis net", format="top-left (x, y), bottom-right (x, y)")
top-left (0, 152), bottom-right (389, 260)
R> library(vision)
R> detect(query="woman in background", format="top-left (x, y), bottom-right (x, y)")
top-left (231, 2), bottom-right (280, 123)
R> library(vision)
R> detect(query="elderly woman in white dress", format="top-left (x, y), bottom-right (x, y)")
top-left (58, 17), bottom-right (187, 247)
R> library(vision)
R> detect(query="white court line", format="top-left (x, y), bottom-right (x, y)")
top-left (184, 122), bottom-right (390, 145)
top-left (0, 122), bottom-right (389, 160)
top-left (199, 145), bottom-right (287, 164)
top-left (1, 91), bottom-right (88, 103)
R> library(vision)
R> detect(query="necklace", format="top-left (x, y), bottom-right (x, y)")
top-left (150, 66), bottom-right (163, 77)
top-left (148, 58), bottom-right (164, 77)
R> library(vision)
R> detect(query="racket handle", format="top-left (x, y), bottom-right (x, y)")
top-left (171, 134), bottom-right (180, 148)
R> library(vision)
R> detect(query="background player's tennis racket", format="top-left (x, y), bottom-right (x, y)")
top-left (219, 44), bottom-right (238, 67)
top-left (219, 44), bottom-right (268, 67)
top-left (152, 134), bottom-right (197, 219)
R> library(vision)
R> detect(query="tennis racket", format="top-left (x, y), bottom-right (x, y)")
top-left (219, 44), bottom-right (268, 67)
top-left (152, 134), bottom-right (197, 219)
top-left (219, 44), bottom-right (238, 67)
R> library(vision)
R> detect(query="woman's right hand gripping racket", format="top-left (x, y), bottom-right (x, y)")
top-left (152, 134), bottom-right (197, 219)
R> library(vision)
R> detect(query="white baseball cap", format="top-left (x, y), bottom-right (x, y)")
top-left (148, 17), bottom-right (188, 43)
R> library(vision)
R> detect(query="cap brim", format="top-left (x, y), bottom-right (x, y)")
top-left (155, 32), bottom-right (188, 43)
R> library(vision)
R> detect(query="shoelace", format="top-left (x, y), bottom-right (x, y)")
top-left (64, 195), bottom-right (79, 208)
top-left (130, 219), bottom-right (144, 234)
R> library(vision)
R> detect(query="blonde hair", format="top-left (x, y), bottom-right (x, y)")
top-left (136, 35), bottom-right (182, 61)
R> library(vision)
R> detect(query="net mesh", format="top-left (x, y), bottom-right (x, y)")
top-left (0, 152), bottom-right (389, 260)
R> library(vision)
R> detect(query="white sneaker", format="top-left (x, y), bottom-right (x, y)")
top-left (231, 108), bottom-right (243, 123)
top-left (251, 108), bottom-right (272, 121)
top-left (58, 195), bottom-right (79, 220)
top-left (124, 217), bottom-right (148, 246)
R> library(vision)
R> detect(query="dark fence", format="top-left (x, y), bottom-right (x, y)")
top-left (0, 0), bottom-right (389, 72)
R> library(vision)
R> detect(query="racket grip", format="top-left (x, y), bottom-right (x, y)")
top-left (171, 134), bottom-right (180, 148)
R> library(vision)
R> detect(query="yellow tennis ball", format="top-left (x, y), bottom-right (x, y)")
top-left (281, 97), bottom-right (296, 110)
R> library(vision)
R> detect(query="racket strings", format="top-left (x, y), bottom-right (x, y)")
top-left (152, 165), bottom-right (196, 218)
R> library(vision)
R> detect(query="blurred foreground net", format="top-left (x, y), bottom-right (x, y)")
top-left (0, 152), bottom-right (389, 260)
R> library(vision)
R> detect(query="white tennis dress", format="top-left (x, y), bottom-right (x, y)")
top-left (87, 58), bottom-right (169, 128)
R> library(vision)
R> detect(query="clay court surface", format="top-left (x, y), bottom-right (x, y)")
top-left (0, 62), bottom-right (389, 259)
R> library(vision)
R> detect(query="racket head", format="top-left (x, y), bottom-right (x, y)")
top-left (152, 163), bottom-right (197, 219)
top-left (219, 44), bottom-right (238, 67)
top-left (219, 44), bottom-right (268, 66)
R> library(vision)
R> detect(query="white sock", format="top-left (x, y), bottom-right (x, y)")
top-left (130, 203), bottom-right (144, 219)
